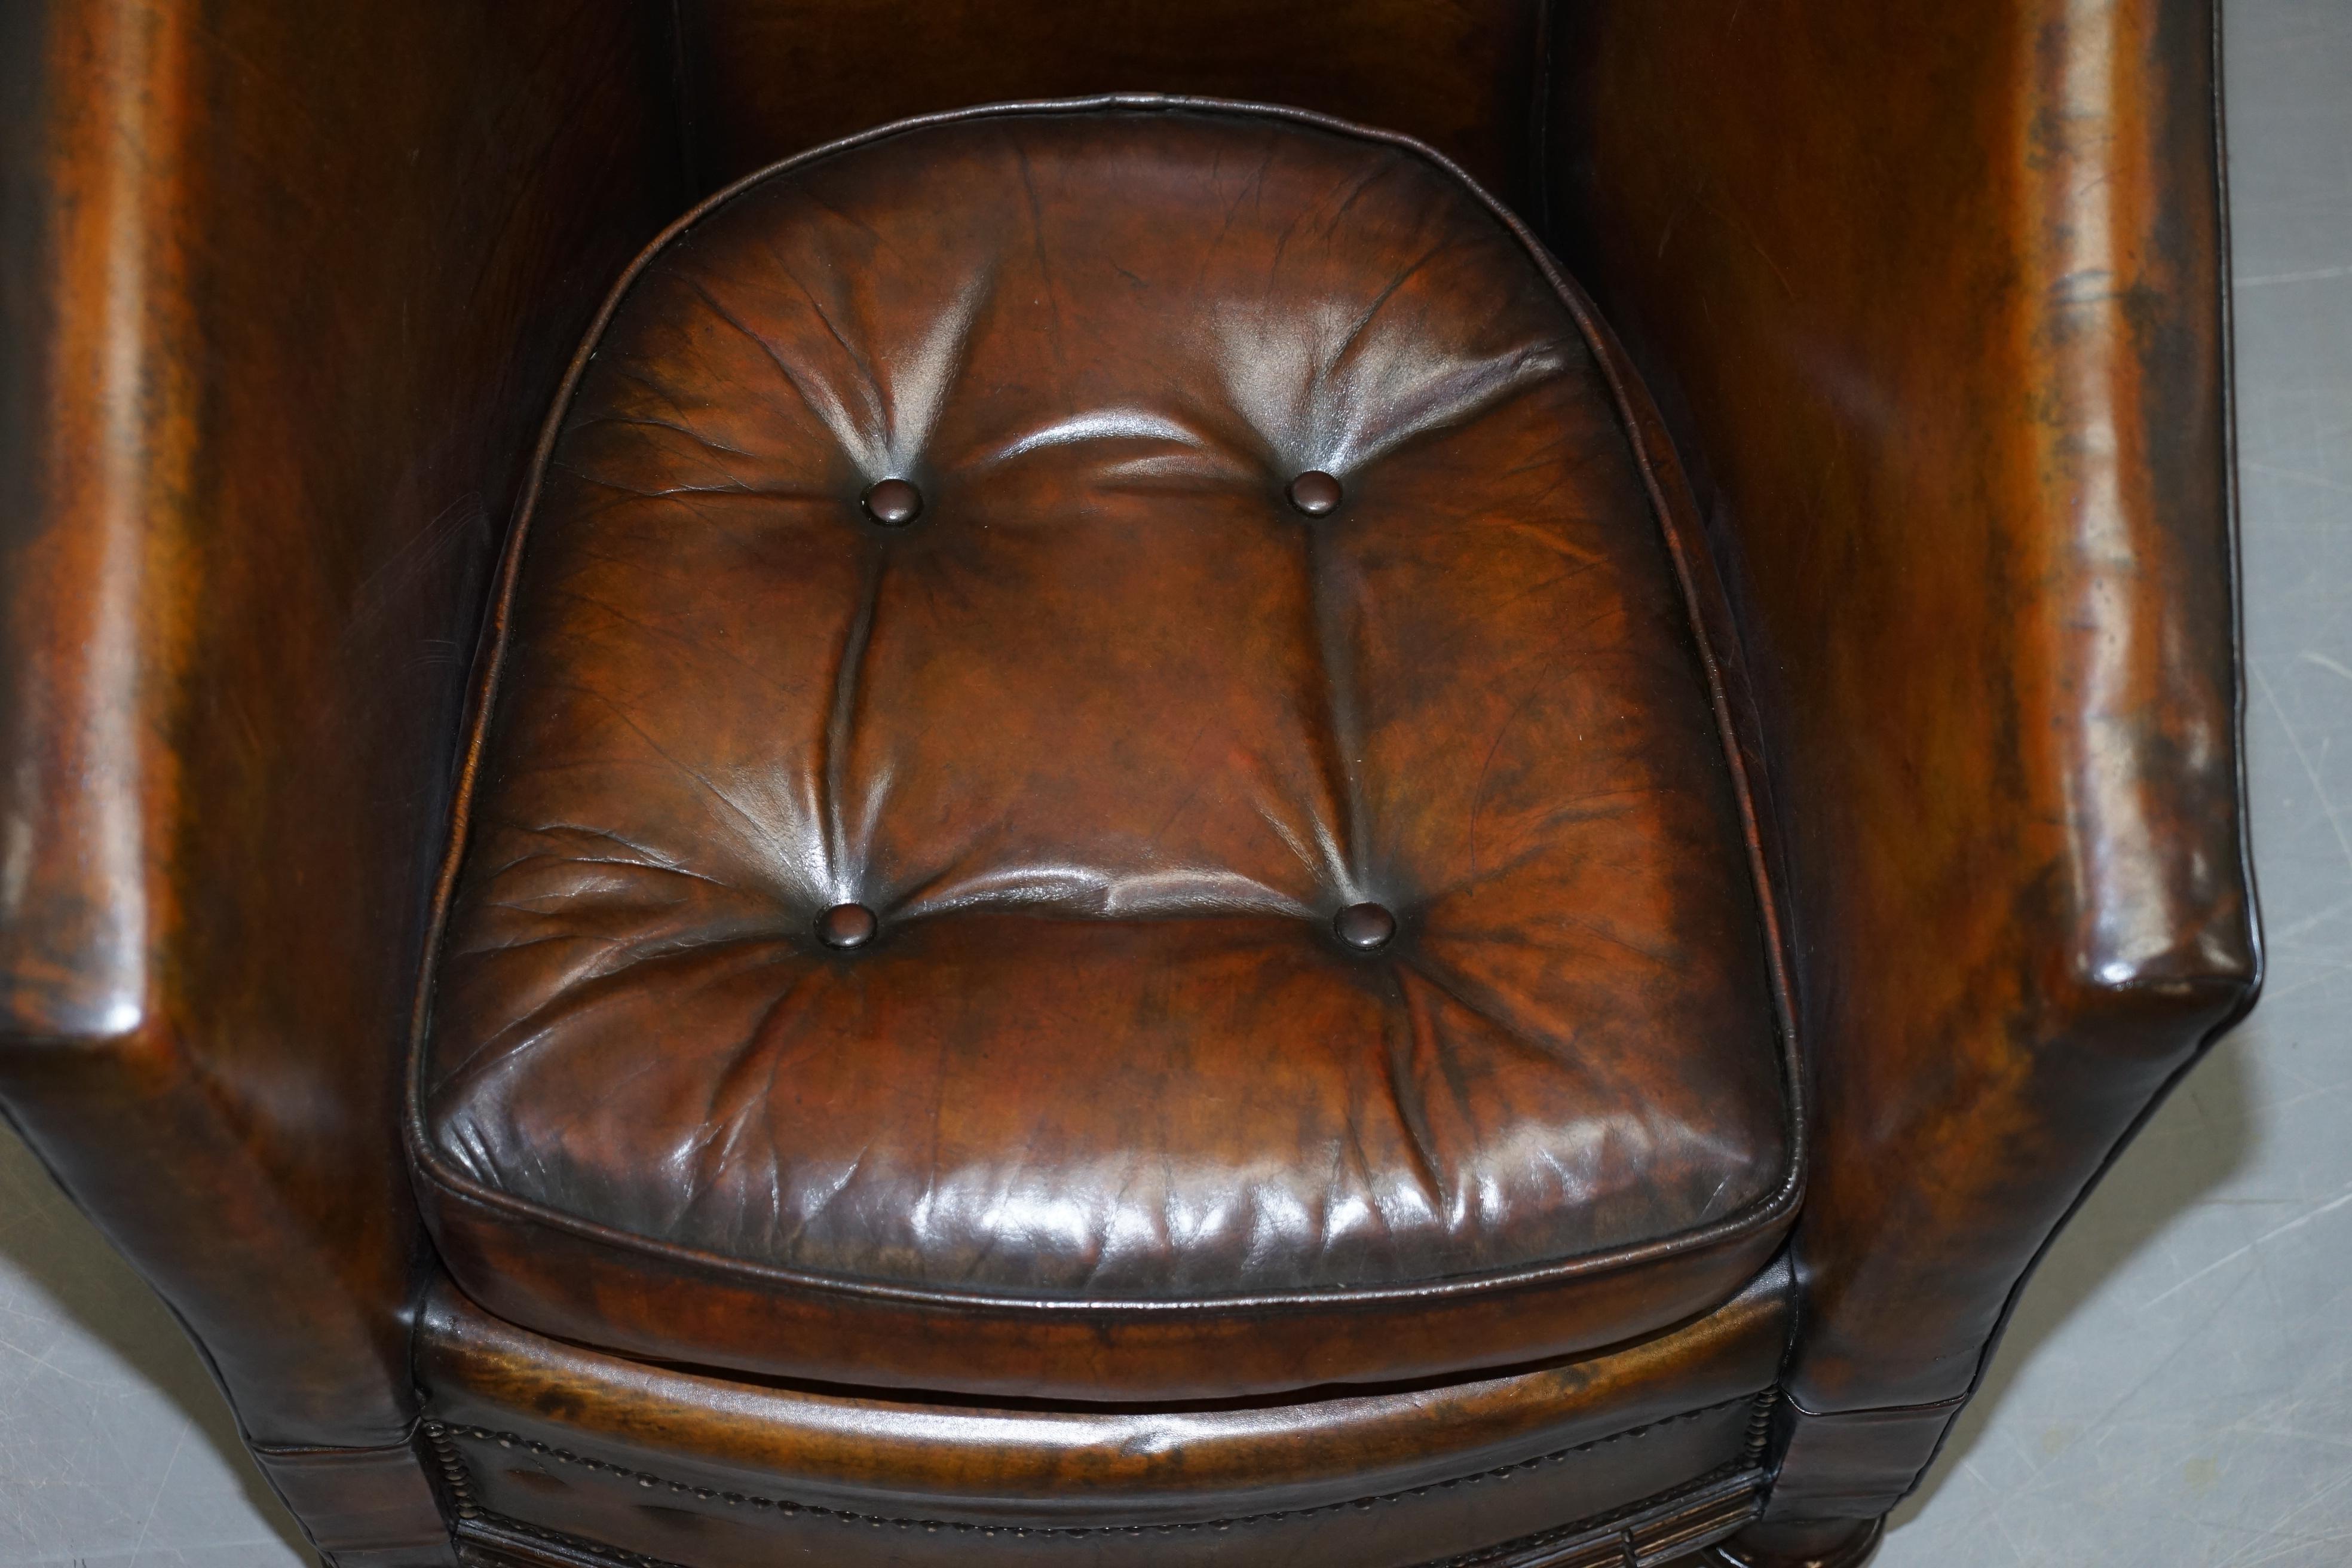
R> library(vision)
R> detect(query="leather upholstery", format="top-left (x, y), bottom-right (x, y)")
top-left (411, 100), bottom-right (1797, 1401)
top-left (0, 0), bottom-right (686, 1469)
top-left (416, 1262), bottom-right (1788, 1558)
top-left (673, 0), bottom-right (1551, 207)
top-left (1551, 0), bottom-right (2258, 1524)
top-left (1, 3), bottom-right (2257, 1558)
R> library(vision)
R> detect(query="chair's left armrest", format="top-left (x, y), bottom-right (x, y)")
top-left (0, 0), bottom-right (683, 1453)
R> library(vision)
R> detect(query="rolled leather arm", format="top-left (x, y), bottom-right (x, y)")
top-left (1546, 0), bottom-right (2259, 1522)
top-left (0, 0), bottom-right (682, 1455)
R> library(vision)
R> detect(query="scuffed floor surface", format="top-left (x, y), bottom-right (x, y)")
top-left (0, 1125), bottom-right (311, 1567)
top-left (1, 0), bottom-right (2346, 1561)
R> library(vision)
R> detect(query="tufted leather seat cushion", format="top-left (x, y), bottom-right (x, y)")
top-left (411, 99), bottom-right (1800, 1402)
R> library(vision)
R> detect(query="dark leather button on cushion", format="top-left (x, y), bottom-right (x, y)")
top-left (816, 903), bottom-right (877, 949)
top-left (415, 103), bottom-right (1796, 1401)
top-left (1287, 469), bottom-right (1343, 516)
top-left (860, 477), bottom-right (922, 526)
top-left (1333, 902), bottom-right (1397, 951)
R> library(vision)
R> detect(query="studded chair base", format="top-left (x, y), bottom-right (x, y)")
top-left (449, 1467), bottom-right (1772, 1568)
top-left (412, 1266), bottom-right (1790, 1568)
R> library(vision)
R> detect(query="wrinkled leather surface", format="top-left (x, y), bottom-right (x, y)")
top-left (418, 1265), bottom-right (1789, 1567)
top-left (1551, 0), bottom-right (2257, 1524)
top-left (415, 102), bottom-right (1795, 1394)
top-left (418, 1261), bottom-right (1790, 1524)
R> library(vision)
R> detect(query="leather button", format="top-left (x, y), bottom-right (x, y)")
top-left (817, 903), bottom-right (877, 950)
top-left (1287, 470), bottom-right (1342, 516)
top-left (1333, 902), bottom-right (1396, 951)
top-left (861, 478), bottom-right (923, 526)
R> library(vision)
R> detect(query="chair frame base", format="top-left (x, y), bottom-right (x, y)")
top-left (442, 1465), bottom-right (1776, 1568)
top-left (1704, 1517), bottom-right (1886, 1568)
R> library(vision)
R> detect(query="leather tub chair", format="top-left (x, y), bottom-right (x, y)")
top-left (0, 4), bottom-right (2258, 1567)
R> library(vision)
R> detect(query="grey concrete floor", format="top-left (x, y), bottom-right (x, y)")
top-left (4, 2), bottom-right (2348, 1563)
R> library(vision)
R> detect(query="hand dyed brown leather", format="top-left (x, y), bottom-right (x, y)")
top-left (0, 0), bottom-right (681, 1463)
top-left (3, 4), bottom-right (2256, 1563)
top-left (413, 1264), bottom-right (1789, 1568)
top-left (673, 0), bottom-right (1549, 206)
top-left (1551, 0), bottom-right (2259, 1533)
top-left (411, 102), bottom-right (1802, 1401)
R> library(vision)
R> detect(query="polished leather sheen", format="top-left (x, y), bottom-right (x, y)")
top-left (418, 1264), bottom-right (1786, 1567)
top-left (4, 6), bottom-right (2258, 1561)
top-left (412, 101), bottom-right (1800, 1399)
top-left (0, 0), bottom-right (684, 1472)
top-left (1551, 0), bottom-right (2258, 1527)
top-left (420, 1264), bottom-right (1787, 1523)
top-left (3, 4), bottom-right (2259, 1558)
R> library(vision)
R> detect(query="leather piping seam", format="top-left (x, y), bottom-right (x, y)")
top-left (418, 1169), bottom-right (1784, 1314)
top-left (424, 1389), bottom-right (1769, 1538)
top-left (403, 93), bottom-right (1806, 1315)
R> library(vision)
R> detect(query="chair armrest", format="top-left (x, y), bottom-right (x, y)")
top-left (0, 0), bottom-right (682, 1449)
top-left (1547, 0), bottom-right (2259, 1520)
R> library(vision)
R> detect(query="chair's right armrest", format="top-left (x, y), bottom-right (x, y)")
top-left (0, 0), bottom-right (684, 1469)
top-left (1546, 0), bottom-right (2259, 1526)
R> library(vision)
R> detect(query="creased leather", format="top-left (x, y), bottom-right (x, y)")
top-left (413, 101), bottom-right (1796, 1396)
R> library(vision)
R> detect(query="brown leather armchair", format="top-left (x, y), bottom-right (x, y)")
top-left (0, 4), bottom-right (2258, 1567)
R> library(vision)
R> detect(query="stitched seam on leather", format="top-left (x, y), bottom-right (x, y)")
top-left (429, 1390), bottom-right (1765, 1538)
top-left (403, 93), bottom-right (1806, 1312)
top-left (455, 1466), bottom-right (1762, 1568)
top-left (422, 1166), bottom-right (1783, 1313)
